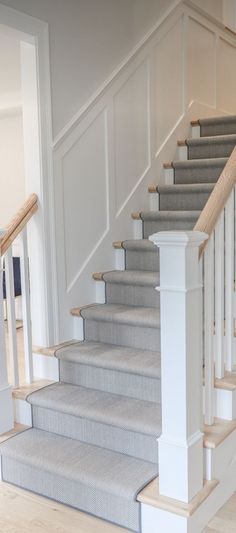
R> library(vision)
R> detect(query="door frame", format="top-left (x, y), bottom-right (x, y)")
top-left (0, 2), bottom-right (59, 346)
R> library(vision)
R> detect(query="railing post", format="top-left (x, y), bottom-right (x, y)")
top-left (150, 230), bottom-right (208, 503)
top-left (0, 232), bottom-right (14, 433)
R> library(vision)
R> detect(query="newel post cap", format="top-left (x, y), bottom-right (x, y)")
top-left (149, 230), bottom-right (208, 249)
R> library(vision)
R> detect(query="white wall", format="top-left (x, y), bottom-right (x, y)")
top-left (0, 31), bottom-right (25, 227)
top-left (0, 113), bottom-right (25, 227)
top-left (0, 0), bottom-right (177, 137)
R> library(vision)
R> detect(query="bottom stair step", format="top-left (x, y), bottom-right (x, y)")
top-left (0, 428), bottom-right (158, 532)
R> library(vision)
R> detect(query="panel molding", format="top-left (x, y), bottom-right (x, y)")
top-left (52, 0), bottom-right (236, 338)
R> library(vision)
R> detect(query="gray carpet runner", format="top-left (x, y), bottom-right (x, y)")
top-left (1, 113), bottom-right (236, 532)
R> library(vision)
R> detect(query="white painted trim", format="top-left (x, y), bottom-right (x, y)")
top-left (52, 1), bottom-right (236, 151)
top-left (13, 398), bottom-right (32, 426)
top-left (33, 353), bottom-right (59, 381)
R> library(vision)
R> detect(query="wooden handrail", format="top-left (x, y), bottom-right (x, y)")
top-left (0, 193), bottom-right (38, 256)
top-left (194, 147), bottom-right (236, 255)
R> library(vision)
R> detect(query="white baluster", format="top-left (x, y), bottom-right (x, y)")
top-left (204, 235), bottom-right (214, 425)
top-left (0, 231), bottom-right (14, 433)
top-left (215, 212), bottom-right (225, 378)
top-left (19, 228), bottom-right (33, 383)
top-left (5, 246), bottom-right (19, 387)
top-left (150, 230), bottom-right (208, 503)
top-left (225, 191), bottom-right (234, 372)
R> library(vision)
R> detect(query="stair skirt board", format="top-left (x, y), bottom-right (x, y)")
top-left (1, 114), bottom-right (236, 531)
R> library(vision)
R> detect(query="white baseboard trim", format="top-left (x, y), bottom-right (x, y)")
top-left (33, 352), bottom-right (59, 381)
top-left (14, 398), bottom-right (32, 426)
top-left (0, 386), bottom-right (14, 434)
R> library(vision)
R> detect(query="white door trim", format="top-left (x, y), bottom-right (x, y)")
top-left (0, 2), bottom-right (59, 345)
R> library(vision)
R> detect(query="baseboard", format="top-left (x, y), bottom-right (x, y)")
top-left (13, 398), bottom-right (32, 426)
top-left (33, 352), bottom-right (59, 381)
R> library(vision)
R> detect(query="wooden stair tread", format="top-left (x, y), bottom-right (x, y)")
top-left (12, 379), bottom-right (54, 400)
top-left (33, 340), bottom-right (78, 357)
top-left (203, 417), bottom-right (236, 449)
top-left (71, 304), bottom-right (97, 317)
top-left (137, 478), bottom-right (218, 517)
top-left (0, 423), bottom-right (30, 444)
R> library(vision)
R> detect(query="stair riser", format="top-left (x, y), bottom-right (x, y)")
top-left (125, 250), bottom-right (159, 272)
top-left (84, 320), bottom-right (160, 351)
top-left (200, 123), bottom-right (236, 137)
top-left (143, 218), bottom-right (196, 239)
top-left (2, 457), bottom-right (140, 532)
top-left (59, 360), bottom-right (161, 402)
top-left (31, 405), bottom-right (158, 463)
top-left (174, 165), bottom-right (224, 184)
top-left (188, 142), bottom-right (235, 160)
top-left (106, 283), bottom-right (160, 308)
top-left (159, 191), bottom-right (210, 211)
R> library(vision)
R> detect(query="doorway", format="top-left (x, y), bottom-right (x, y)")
top-left (0, 3), bottom-right (58, 384)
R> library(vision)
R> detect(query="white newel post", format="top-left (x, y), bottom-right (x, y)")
top-left (0, 232), bottom-right (14, 433)
top-left (150, 230), bottom-right (208, 503)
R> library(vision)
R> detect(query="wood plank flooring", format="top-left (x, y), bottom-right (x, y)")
top-left (0, 481), bottom-right (234, 532)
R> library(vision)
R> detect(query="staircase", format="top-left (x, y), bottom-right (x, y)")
top-left (1, 114), bottom-right (236, 532)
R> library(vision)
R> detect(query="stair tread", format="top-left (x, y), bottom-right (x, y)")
top-left (79, 303), bottom-right (160, 328)
top-left (199, 115), bottom-right (236, 126)
top-left (122, 239), bottom-right (157, 251)
top-left (101, 270), bottom-right (159, 286)
top-left (172, 157), bottom-right (227, 169)
top-left (0, 428), bottom-right (158, 500)
top-left (140, 210), bottom-right (201, 221)
top-left (158, 183), bottom-right (215, 194)
top-left (186, 134), bottom-right (236, 146)
top-left (28, 382), bottom-right (161, 436)
top-left (56, 340), bottom-right (161, 378)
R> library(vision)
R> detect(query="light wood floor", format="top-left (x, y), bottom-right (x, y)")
top-left (0, 482), bottom-right (234, 532)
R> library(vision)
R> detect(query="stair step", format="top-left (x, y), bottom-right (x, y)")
top-left (186, 134), bottom-right (236, 159)
top-left (96, 270), bottom-right (160, 308)
top-left (158, 183), bottom-right (214, 211)
top-left (0, 428), bottom-right (158, 531)
top-left (139, 210), bottom-right (200, 239)
top-left (57, 340), bottom-right (161, 377)
top-left (74, 303), bottom-right (160, 351)
top-left (27, 382), bottom-right (161, 462)
top-left (120, 239), bottom-right (159, 271)
top-left (172, 157), bottom-right (227, 184)
top-left (57, 340), bottom-right (161, 402)
top-left (199, 115), bottom-right (236, 137)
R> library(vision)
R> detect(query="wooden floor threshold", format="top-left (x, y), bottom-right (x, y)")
top-left (137, 478), bottom-right (218, 518)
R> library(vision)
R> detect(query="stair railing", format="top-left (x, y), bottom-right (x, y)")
top-left (150, 147), bottom-right (236, 504)
top-left (0, 193), bottom-right (38, 434)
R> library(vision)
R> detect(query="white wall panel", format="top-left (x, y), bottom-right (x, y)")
top-left (187, 18), bottom-right (215, 106)
top-left (113, 60), bottom-right (150, 215)
top-left (154, 17), bottom-right (183, 151)
top-left (52, 1), bottom-right (236, 340)
top-left (217, 38), bottom-right (236, 113)
top-left (62, 110), bottom-right (108, 291)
